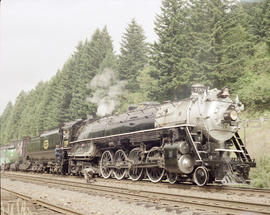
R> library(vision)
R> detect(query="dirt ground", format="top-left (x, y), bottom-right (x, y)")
top-left (1, 171), bottom-right (270, 215)
top-left (1, 177), bottom-right (215, 215)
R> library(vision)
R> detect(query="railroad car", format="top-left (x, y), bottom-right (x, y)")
top-left (0, 140), bottom-right (24, 170)
top-left (24, 129), bottom-right (63, 173)
top-left (1, 130), bottom-right (64, 173)
top-left (1, 85), bottom-right (256, 186)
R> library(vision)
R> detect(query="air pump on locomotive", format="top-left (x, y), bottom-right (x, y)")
top-left (1, 84), bottom-right (256, 186)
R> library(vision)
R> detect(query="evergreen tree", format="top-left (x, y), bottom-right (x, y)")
top-left (152, 0), bottom-right (254, 100)
top-left (151, 0), bottom-right (192, 100)
top-left (188, 0), bottom-right (254, 88)
top-left (236, 42), bottom-right (270, 112)
top-left (260, 0), bottom-right (270, 51)
top-left (241, 0), bottom-right (262, 42)
top-left (69, 27), bottom-right (114, 119)
top-left (19, 81), bottom-right (48, 137)
top-left (31, 81), bottom-right (48, 135)
top-left (118, 19), bottom-right (149, 91)
top-left (0, 102), bottom-right (13, 145)
top-left (41, 73), bottom-right (63, 130)
top-left (118, 65), bottom-right (159, 113)
top-left (87, 27), bottom-right (114, 74)
top-left (6, 91), bottom-right (28, 140)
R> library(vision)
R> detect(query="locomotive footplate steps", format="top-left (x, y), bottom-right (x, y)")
top-left (231, 132), bottom-right (256, 167)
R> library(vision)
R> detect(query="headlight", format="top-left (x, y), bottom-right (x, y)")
top-left (224, 109), bottom-right (238, 121)
top-left (230, 110), bottom-right (238, 121)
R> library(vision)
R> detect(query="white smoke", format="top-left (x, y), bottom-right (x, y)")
top-left (87, 68), bottom-right (127, 117)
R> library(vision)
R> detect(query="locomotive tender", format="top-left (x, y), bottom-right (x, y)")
top-left (0, 85), bottom-right (256, 186)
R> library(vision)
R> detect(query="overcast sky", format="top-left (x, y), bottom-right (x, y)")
top-left (0, 0), bottom-right (161, 114)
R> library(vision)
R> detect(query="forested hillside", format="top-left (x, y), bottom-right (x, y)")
top-left (1, 0), bottom-right (270, 145)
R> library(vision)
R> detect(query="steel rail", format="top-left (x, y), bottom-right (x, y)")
top-left (83, 174), bottom-right (270, 196)
top-left (4, 171), bottom-right (270, 196)
top-left (2, 173), bottom-right (270, 214)
top-left (97, 175), bottom-right (270, 196)
top-left (0, 186), bottom-right (84, 215)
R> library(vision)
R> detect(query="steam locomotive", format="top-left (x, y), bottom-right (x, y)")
top-left (0, 84), bottom-right (256, 186)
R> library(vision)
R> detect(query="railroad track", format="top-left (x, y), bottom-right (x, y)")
top-left (2, 172), bottom-right (270, 214)
top-left (3, 171), bottom-right (270, 198)
top-left (81, 174), bottom-right (270, 197)
top-left (0, 186), bottom-right (84, 215)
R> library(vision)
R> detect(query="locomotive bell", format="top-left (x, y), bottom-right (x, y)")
top-left (177, 154), bottom-right (195, 174)
top-left (178, 141), bottom-right (189, 154)
top-left (217, 87), bottom-right (230, 98)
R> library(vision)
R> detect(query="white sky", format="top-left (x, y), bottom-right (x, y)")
top-left (0, 0), bottom-right (161, 114)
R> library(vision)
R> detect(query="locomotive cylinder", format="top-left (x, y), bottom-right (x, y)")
top-left (177, 154), bottom-right (195, 174)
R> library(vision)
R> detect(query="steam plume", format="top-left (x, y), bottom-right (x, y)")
top-left (87, 68), bottom-right (126, 116)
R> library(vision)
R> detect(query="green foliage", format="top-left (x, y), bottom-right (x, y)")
top-left (151, 0), bottom-right (192, 100)
top-left (237, 73), bottom-right (270, 111)
top-left (243, 0), bottom-right (270, 51)
top-left (68, 27), bottom-right (114, 120)
top-left (19, 81), bottom-right (48, 136)
top-left (118, 19), bottom-right (149, 91)
top-left (250, 156), bottom-right (270, 188)
top-left (5, 91), bottom-right (28, 140)
top-left (118, 65), bottom-right (158, 112)
top-left (151, 0), bottom-right (255, 100)
top-left (260, 0), bottom-right (270, 52)
top-left (0, 102), bottom-right (14, 144)
top-left (235, 42), bottom-right (270, 112)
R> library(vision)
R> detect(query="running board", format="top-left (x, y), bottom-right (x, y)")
top-left (215, 149), bottom-right (242, 153)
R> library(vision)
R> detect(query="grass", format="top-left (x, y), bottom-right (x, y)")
top-left (249, 156), bottom-right (270, 188)
top-left (238, 117), bottom-right (270, 160)
top-left (238, 113), bottom-right (270, 188)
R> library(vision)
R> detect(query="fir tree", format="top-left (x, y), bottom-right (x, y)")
top-left (69, 27), bottom-right (114, 120)
top-left (188, 0), bottom-right (252, 88)
top-left (151, 0), bottom-right (192, 100)
top-left (0, 102), bottom-right (13, 145)
top-left (6, 91), bottom-right (28, 140)
top-left (260, 0), bottom-right (270, 51)
top-left (118, 19), bottom-right (149, 91)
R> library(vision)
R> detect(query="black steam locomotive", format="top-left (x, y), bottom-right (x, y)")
top-left (1, 85), bottom-right (256, 186)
